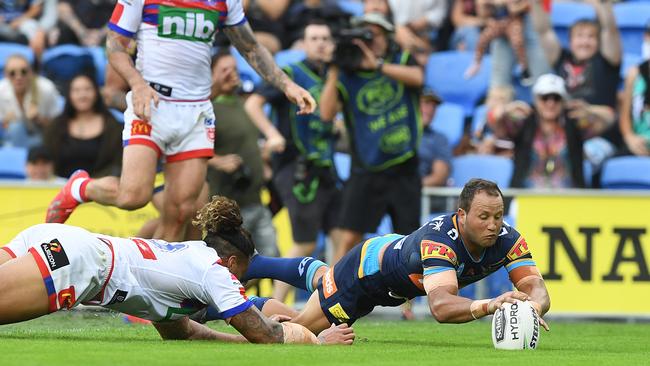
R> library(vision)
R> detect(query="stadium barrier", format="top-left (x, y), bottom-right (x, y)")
top-left (422, 187), bottom-right (650, 319)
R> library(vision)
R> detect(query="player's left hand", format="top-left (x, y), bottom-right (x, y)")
top-left (284, 82), bottom-right (316, 115)
top-left (269, 314), bottom-right (292, 323)
top-left (317, 323), bottom-right (355, 345)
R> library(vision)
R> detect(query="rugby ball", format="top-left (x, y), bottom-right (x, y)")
top-left (491, 300), bottom-right (541, 350)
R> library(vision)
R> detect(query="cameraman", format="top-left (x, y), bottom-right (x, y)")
top-left (207, 48), bottom-right (280, 259)
top-left (245, 19), bottom-right (343, 301)
top-left (321, 13), bottom-right (425, 262)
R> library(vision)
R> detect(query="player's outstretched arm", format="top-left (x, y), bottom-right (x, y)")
top-left (510, 265), bottom-right (551, 317)
top-left (424, 270), bottom-right (529, 323)
top-left (224, 22), bottom-right (316, 115)
top-left (152, 316), bottom-right (246, 342)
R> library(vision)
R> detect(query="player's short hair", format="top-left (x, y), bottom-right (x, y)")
top-left (458, 179), bottom-right (503, 212)
top-left (569, 18), bottom-right (600, 40)
top-left (193, 196), bottom-right (255, 260)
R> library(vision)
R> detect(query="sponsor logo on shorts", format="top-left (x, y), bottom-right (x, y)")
top-left (507, 237), bottom-right (530, 261)
top-left (40, 239), bottom-right (70, 271)
top-left (107, 289), bottom-right (129, 305)
top-left (322, 269), bottom-right (338, 299)
top-left (131, 120), bottom-right (152, 136)
top-left (328, 303), bottom-right (350, 321)
top-left (58, 286), bottom-right (76, 309)
top-left (420, 240), bottom-right (458, 265)
top-left (204, 117), bottom-right (215, 141)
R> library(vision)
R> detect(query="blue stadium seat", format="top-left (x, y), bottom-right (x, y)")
top-left (0, 146), bottom-right (28, 179)
top-left (550, 2), bottom-right (596, 48)
top-left (334, 151), bottom-right (351, 181)
top-left (274, 49), bottom-right (306, 68)
top-left (230, 46), bottom-right (262, 92)
top-left (88, 46), bottom-right (108, 86)
top-left (110, 108), bottom-right (124, 124)
top-left (425, 51), bottom-right (490, 117)
top-left (583, 160), bottom-right (593, 188)
top-left (614, 2), bottom-right (650, 56)
top-left (601, 156), bottom-right (650, 189)
top-left (431, 102), bottom-right (465, 148)
top-left (42, 45), bottom-right (96, 89)
top-left (0, 42), bottom-right (35, 77)
top-left (337, 0), bottom-right (364, 17)
top-left (450, 154), bottom-right (514, 188)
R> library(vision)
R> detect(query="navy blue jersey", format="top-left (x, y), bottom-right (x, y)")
top-left (369, 213), bottom-right (535, 300)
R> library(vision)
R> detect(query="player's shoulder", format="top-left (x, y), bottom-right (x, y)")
top-left (495, 222), bottom-right (531, 260)
top-left (419, 213), bottom-right (461, 244)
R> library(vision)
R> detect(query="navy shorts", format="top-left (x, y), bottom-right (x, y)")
top-left (316, 235), bottom-right (405, 325)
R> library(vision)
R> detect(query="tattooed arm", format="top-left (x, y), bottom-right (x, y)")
top-left (224, 22), bottom-right (316, 114)
top-left (153, 316), bottom-right (247, 342)
top-left (228, 306), bottom-right (326, 344)
top-left (106, 30), bottom-right (158, 120)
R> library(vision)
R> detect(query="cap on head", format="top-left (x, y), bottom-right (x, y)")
top-left (532, 74), bottom-right (568, 99)
top-left (421, 87), bottom-right (443, 104)
top-left (352, 12), bottom-right (395, 33)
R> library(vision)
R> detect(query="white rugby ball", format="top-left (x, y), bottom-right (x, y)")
top-left (491, 300), bottom-right (541, 350)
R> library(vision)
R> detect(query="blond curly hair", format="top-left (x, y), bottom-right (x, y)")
top-left (193, 195), bottom-right (243, 236)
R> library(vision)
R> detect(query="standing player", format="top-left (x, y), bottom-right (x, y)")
top-left (45, 0), bottom-right (317, 242)
top-left (216, 179), bottom-right (551, 334)
top-left (0, 196), bottom-right (353, 345)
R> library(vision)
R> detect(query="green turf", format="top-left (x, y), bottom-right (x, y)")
top-left (0, 312), bottom-right (647, 366)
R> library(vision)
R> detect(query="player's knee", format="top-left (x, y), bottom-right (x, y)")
top-left (116, 189), bottom-right (151, 210)
top-left (174, 201), bottom-right (197, 222)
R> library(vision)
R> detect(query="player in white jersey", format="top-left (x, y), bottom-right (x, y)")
top-left (45, 0), bottom-right (317, 243)
top-left (2, 197), bottom-right (354, 345)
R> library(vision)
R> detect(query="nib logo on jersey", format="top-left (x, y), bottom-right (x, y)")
top-left (158, 6), bottom-right (219, 42)
top-left (40, 239), bottom-right (70, 271)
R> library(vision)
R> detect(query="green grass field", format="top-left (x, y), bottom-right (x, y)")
top-left (0, 312), bottom-right (648, 366)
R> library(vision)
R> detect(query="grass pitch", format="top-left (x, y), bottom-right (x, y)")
top-left (0, 311), bottom-right (647, 366)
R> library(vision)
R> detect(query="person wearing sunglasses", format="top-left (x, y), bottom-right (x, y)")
top-left (0, 54), bottom-right (61, 148)
top-left (487, 73), bottom-right (610, 188)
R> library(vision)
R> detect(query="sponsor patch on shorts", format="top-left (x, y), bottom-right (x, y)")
top-left (328, 303), bottom-right (350, 321)
top-left (131, 120), bottom-right (152, 136)
top-left (40, 239), bottom-right (70, 271)
top-left (322, 269), bottom-right (338, 299)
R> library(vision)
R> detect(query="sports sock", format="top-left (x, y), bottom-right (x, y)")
top-left (242, 255), bottom-right (327, 293)
top-left (70, 178), bottom-right (91, 203)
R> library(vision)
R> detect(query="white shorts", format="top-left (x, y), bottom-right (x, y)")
top-left (122, 91), bottom-right (215, 162)
top-left (1, 224), bottom-right (113, 313)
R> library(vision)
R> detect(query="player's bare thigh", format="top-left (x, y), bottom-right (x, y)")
top-left (290, 290), bottom-right (332, 334)
top-left (0, 254), bottom-right (49, 324)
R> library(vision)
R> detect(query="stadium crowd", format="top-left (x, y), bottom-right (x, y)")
top-left (0, 0), bottom-right (649, 284)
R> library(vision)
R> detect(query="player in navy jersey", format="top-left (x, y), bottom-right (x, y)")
top-left (205, 178), bottom-right (551, 334)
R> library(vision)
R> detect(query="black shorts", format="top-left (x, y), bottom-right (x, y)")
top-left (273, 162), bottom-right (341, 243)
top-left (339, 161), bottom-right (421, 234)
top-left (316, 237), bottom-right (405, 325)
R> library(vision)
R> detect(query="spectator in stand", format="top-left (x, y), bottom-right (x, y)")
top-left (619, 60), bottom-right (650, 157)
top-left (450, 0), bottom-right (483, 51)
top-left (0, 0), bottom-right (46, 56)
top-left (418, 87), bottom-right (451, 188)
top-left (387, 0), bottom-right (447, 61)
top-left (490, 74), bottom-right (611, 188)
top-left (0, 54), bottom-right (61, 148)
top-left (43, 73), bottom-right (122, 178)
top-left (242, 0), bottom-right (292, 53)
top-left (25, 145), bottom-right (60, 182)
top-left (47, 0), bottom-right (116, 47)
top-left (532, 0), bottom-right (621, 155)
top-left (464, 0), bottom-right (532, 84)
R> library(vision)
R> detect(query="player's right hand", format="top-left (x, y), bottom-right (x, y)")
top-left (487, 290), bottom-right (530, 314)
top-left (317, 323), bottom-right (355, 345)
top-left (131, 81), bottom-right (159, 121)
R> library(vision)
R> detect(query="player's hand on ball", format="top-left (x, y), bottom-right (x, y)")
top-left (488, 291), bottom-right (530, 314)
top-left (317, 323), bottom-right (355, 345)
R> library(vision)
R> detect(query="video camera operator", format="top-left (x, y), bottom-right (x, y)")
top-left (320, 12), bottom-right (425, 262)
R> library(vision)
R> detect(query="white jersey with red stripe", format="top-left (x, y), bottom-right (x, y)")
top-left (94, 234), bottom-right (251, 322)
top-left (2, 224), bottom-right (251, 322)
top-left (108, 0), bottom-right (246, 100)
